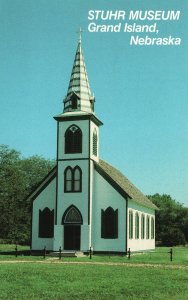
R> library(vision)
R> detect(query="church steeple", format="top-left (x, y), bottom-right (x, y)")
top-left (63, 39), bottom-right (95, 113)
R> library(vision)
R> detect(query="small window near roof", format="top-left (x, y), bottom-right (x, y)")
top-left (70, 93), bottom-right (78, 110)
top-left (72, 98), bottom-right (77, 109)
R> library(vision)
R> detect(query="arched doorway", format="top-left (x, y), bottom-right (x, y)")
top-left (62, 205), bottom-right (83, 250)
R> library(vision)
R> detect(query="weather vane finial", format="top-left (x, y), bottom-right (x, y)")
top-left (76, 27), bottom-right (83, 43)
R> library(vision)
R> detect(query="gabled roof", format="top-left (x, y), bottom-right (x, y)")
top-left (28, 159), bottom-right (157, 210)
top-left (95, 160), bottom-right (158, 210)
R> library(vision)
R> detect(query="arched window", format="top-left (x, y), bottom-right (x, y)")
top-left (62, 205), bottom-right (83, 224)
top-left (93, 129), bottom-right (98, 156)
top-left (101, 207), bottom-right (118, 239)
top-left (141, 214), bottom-right (145, 239)
top-left (64, 166), bottom-right (82, 192)
top-left (65, 125), bottom-right (82, 154)
top-left (135, 212), bottom-right (139, 239)
top-left (74, 167), bottom-right (82, 192)
top-left (129, 210), bottom-right (133, 239)
top-left (151, 217), bottom-right (155, 239)
top-left (39, 207), bottom-right (54, 238)
top-left (146, 215), bottom-right (150, 239)
top-left (64, 167), bottom-right (72, 192)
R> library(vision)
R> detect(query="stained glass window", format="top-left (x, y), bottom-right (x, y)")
top-left (63, 206), bottom-right (82, 224)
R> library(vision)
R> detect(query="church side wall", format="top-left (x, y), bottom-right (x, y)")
top-left (92, 170), bottom-right (126, 252)
top-left (127, 201), bottom-right (155, 251)
top-left (32, 178), bottom-right (56, 250)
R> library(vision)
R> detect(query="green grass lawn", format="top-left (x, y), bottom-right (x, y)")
top-left (0, 243), bottom-right (30, 252)
top-left (0, 262), bottom-right (187, 300)
top-left (0, 245), bottom-right (187, 299)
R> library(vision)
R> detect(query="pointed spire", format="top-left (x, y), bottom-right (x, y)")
top-left (63, 35), bottom-right (95, 113)
top-left (77, 27), bottom-right (83, 43)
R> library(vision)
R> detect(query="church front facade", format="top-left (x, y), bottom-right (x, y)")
top-left (30, 39), bottom-right (157, 253)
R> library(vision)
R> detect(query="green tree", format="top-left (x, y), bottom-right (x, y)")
top-left (148, 193), bottom-right (188, 246)
top-left (161, 227), bottom-right (186, 247)
top-left (0, 145), bottom-right (55, 244)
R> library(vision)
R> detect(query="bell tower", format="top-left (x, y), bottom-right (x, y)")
top-left (53, 36), bottom-right (103, 251)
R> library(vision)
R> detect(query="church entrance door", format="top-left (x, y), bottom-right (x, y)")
top-left (64, 225), bottom-right (81, 250)
top-left (62, 205), bottom-right (83, 251)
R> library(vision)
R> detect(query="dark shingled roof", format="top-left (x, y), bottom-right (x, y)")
top-left (95, 159), bottom-right (157, 210)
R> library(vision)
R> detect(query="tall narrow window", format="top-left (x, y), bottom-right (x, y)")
top-left (65, 125), bottom-right (82, 153)
top-left (64, 166), bottom-right (82, 192)
top-left (93, 129), bottom-right (98, 156)
top-left (141, 214), bottom-right (145, 239)
top-left (129, 210), bottom-right (133, 239)
top-left (101, 207), bottom-right (118, 239)
top-left (39, 208), bottom-right (54, 238)
top-left (146, 216), bottom-right (150, 239)
top-left (151, 217), bottom-right (155, 239)
top-left (64, 167), bottom-right (72, 192)
top-left (135, 212), bottom-right (139, 239)
top-left (73, 167), bottom-right (82, 192)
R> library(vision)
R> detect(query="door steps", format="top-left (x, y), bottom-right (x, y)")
top-left (47, 251), bottom-right (84, 258)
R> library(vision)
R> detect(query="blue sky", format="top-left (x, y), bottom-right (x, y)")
top-left (0, 0), bottom-right (188, 207)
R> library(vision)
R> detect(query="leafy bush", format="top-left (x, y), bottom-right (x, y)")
top-left (161, 227), bottom-right (186, 246)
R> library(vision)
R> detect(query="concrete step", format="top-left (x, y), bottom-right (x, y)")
top-left (47, 251), bottom-right (84, 257)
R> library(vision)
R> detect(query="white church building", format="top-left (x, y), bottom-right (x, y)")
top-left (30, 38), bottom-right (157, 253)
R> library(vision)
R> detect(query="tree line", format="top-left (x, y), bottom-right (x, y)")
top-left (0, 145), bottom-right (54, 244)
top-left (0, 144), bottom-right (187, 246)
top-left (148, 194), bottom-right (188, 246)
